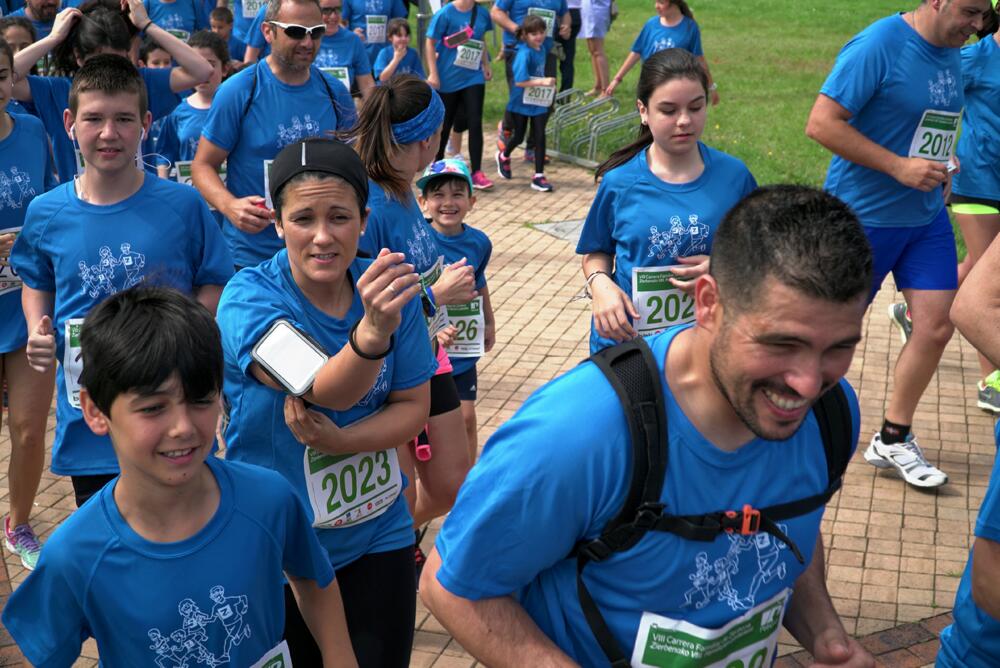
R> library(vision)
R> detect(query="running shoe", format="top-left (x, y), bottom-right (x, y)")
top-left (496, 151), bottom-right (512, 180)
top-left (531, 175), bottom-right (553, 192)
top-left (4, 516), bottom-right (41, 570)
top-left (471, 170), bottom-right (494, 190)
top-left (888, 302), bottom-right (913, 345)
top-left (863, 432), bottom-right (948, 488)
top-left (978, 370), bottom-right (1000, 413)
top-left (523, 149), bottom-right (551, 165)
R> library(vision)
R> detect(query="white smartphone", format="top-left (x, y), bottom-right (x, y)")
top-left (251, 320), bottom-right (328, 396)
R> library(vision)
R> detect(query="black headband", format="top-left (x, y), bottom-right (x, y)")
top-left (269, 138), bottom-right (369, 211)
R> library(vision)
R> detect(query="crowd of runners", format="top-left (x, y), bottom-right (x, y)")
top-left (0, 0), bottom-right (999, 665)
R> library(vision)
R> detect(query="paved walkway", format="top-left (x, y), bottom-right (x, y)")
top-left (1, 154), bottom-right (994, 667)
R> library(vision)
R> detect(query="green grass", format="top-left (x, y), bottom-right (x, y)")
top-left (417, 0), bottom-right (905, 185)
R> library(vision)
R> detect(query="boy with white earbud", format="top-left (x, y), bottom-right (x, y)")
top-left (10, 54), bottom-right (233, 509)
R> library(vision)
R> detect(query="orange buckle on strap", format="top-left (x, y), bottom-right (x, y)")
top-left (724, 504), bottom-right (761, 535)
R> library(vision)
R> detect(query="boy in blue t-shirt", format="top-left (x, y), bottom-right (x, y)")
top-left (1, 285), bottom-right (357, 667)
top-left (10, 55), bottom-right (233, 507)
top-left (417, 159), bottom-right (495, 464)
top-left (373, 17), bottom-right (425, 82)
top-left (209, 6), bottom-right (247, 65)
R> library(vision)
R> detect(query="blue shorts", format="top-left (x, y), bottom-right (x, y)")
top-left (453, 366), bottom-right (478, 401)
top-left (865, 208), bottom-right (958, 303)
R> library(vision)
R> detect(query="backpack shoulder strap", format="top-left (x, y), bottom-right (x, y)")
top-left (573, 337), bottom-right (668, 668)
top-left (812, 382), bottom-right (853, 489)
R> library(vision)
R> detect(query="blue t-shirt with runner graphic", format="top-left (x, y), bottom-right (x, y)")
top-left (143, 0), bottom-right (209, 39)
top-left (576, 144), bottom-right (756, 353)
top-left (26, 68), bottom-right (180, 183)
top-left (373, 45), bottom-right (425, 81)
top-left (630, 15), bottom-right (702, 60)
top-left (820, 13), bottom-right (963, 227)
top-left (200, 61), bottom-right (356, 268)
top-left (359, 180), bottom-right (443, 275)
top-left (9, 174), bottom-right (233, 476)
top-left (342, 0), bottom-right (408, 64)
top-left (428, 221), bottom-right (491, 377)
top-left (937, 420), bottom-right (1000, 667)
top-left (427, 2), bottom-right (494, 93)
top-left (156, 99), bottom-right (210, 167)
top-left (217, 251), bottom-right (436, 570)
top-left (952, 35), bottom-right (1000, 201)
top-left (0, 113), bottom-right (56, 354)
top-left (2, 456), bottom-right (333, 668)
top-left (494, 0), bottom-right (567, 49)
top-left (434, 326), bottom-right (860, 668)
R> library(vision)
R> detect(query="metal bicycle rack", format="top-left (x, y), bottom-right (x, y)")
top-left (547, 93), bottom-right (639, 169)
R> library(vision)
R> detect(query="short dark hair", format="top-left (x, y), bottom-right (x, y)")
top-left (210, 6), bottom-right (234, 24)
top-left (138, 35), bottom-right (169, 64)
top-left (265, 0), bottom-right (321, 23)
top-left (188, 29), bottom-right (230, 66)
top-left (79, 286), bottom-right (223, 416)
top-left (422, 174), bottom-right (470, 197)
top-left (69, 53), bottom-right (148, 117)
top-left (387, 17), bottom-right (410, 37)
top-left (711, 185), bottom-right (872, 311)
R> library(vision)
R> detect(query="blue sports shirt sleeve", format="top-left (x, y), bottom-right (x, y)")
top-left (277, 476), bottom-right (336, 586)
top-left (157, 113), bottom-right (181, 168)
top-left (819, 29), bottom-right (890, 116)
top-left (575, 175), bottom-right (617, 255)
top-left (201, 70), bottom-right (248, 153)
top-left (9, 198), bottom-right (56, 292)
top-left (189, 199), bottom-right (236, 286)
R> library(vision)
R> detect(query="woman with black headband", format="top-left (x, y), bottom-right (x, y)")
top-left (352, 73), bottom-right (475, 574)
top-left (216, 138), bottom-right (436, 666)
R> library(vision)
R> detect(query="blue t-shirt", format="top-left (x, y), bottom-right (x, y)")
top-left (230, 0), bottom-right (263, 42)
top-left (820, 14), bottom-right (963, 227)
top-left (952, 35), bottom-right (1000, 201)
top-left (2, 456), bottom-right (334, 668)
top-left (358, 180), bottom-right (442, 275)
top-left (494, 0), bottom-right (567, 49)
top-left (7, 8), bottom-right (52, 39)
top-left (217, 250), bottom-right (436, 569)
top-left (428, 221), bottom-right (491, 376)
top-left (200, 61), bottom-right (356, 268)
top-left (9, 174), bottom-right (234, 476)
top-left (156, 99), bottom-right (210, 167)
top-left (630, 15), bottom-right (702, 60)
top-left (427, 3), bottom-right (493, 93)
top-left (434, 326), bottom-right (860, 667)
top-left (373, 45), bottom-right (425, 81)
top-left (937, 420), bottom-right (1000, 666)
top-left (144, 0), bottom-right (209, 39)
top-left (27, 68), bottom-right (179, 183)
top-left (342, 0), bottom-right (408, 64)
top-left (0, 114), bottom-right (55, 354)
top-left (228, 33), bottom-right (247, 62)
top-left (576, 145), bottom-right (757, 352)
top-left (507, 42), bottom-right (550, 117)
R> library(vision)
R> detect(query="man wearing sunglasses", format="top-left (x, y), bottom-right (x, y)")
top-left (191, 0), bottom-right (358, 271)
top-left (242, 0), bottom-right (375, 100)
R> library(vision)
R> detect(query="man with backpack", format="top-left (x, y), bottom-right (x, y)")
top-left (420, 185), bottom-right (876, 668)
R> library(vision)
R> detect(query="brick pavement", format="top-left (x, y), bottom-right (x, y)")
top-left (0, 153), bottom-right (994, 667)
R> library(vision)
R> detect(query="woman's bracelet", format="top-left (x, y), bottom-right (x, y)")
top-left (348, 321), bottom-right (393, 360)
top-left (421, 284), bottom-right (437, 316)
top-left (584, 270), bottom-right (611, 299)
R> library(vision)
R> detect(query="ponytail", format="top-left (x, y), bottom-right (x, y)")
top-left (595, 48), bottom-right (708, 181)
top-left (350, 74), bottom-right (433, 200)
top-left (673, 0), bottom-right (694, 19)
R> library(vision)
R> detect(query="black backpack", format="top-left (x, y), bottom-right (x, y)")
top-left (572, 338), bottom-right (853, 667)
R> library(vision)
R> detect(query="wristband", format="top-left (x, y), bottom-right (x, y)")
top-left (586, 270), bottom-right (611, 287)
top-left (348, 321), bottom-right (393, 360)
top-left (141, 19), bottom-right (153, 31)
top-left (422, 284), bottom-right (437, 316)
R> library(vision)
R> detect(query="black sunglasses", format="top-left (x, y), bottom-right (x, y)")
top-left (321, 6), bottom-right (343, 15)
top-left (268, 21), bottom-right (327, 39)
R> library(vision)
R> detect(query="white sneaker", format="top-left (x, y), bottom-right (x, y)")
top-left (864, 432), bottom-right (948, 488)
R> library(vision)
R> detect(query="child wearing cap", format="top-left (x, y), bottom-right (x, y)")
top-left (418, 158), bottom-right (495, 464)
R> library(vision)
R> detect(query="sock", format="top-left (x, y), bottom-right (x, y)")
top-left (534, 173), bottom-right (544, 178)
top-left (880, 419), bottom-right (910, 445)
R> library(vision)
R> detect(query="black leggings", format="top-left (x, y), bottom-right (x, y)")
top-left (437, 84), bottom-right (485, 172)
top-left (504, 111), bottom-right (549, 174)
top-left (502, 51), bottom-right (557, 151)
top-left (283, 546), bottom-right (416, 667)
